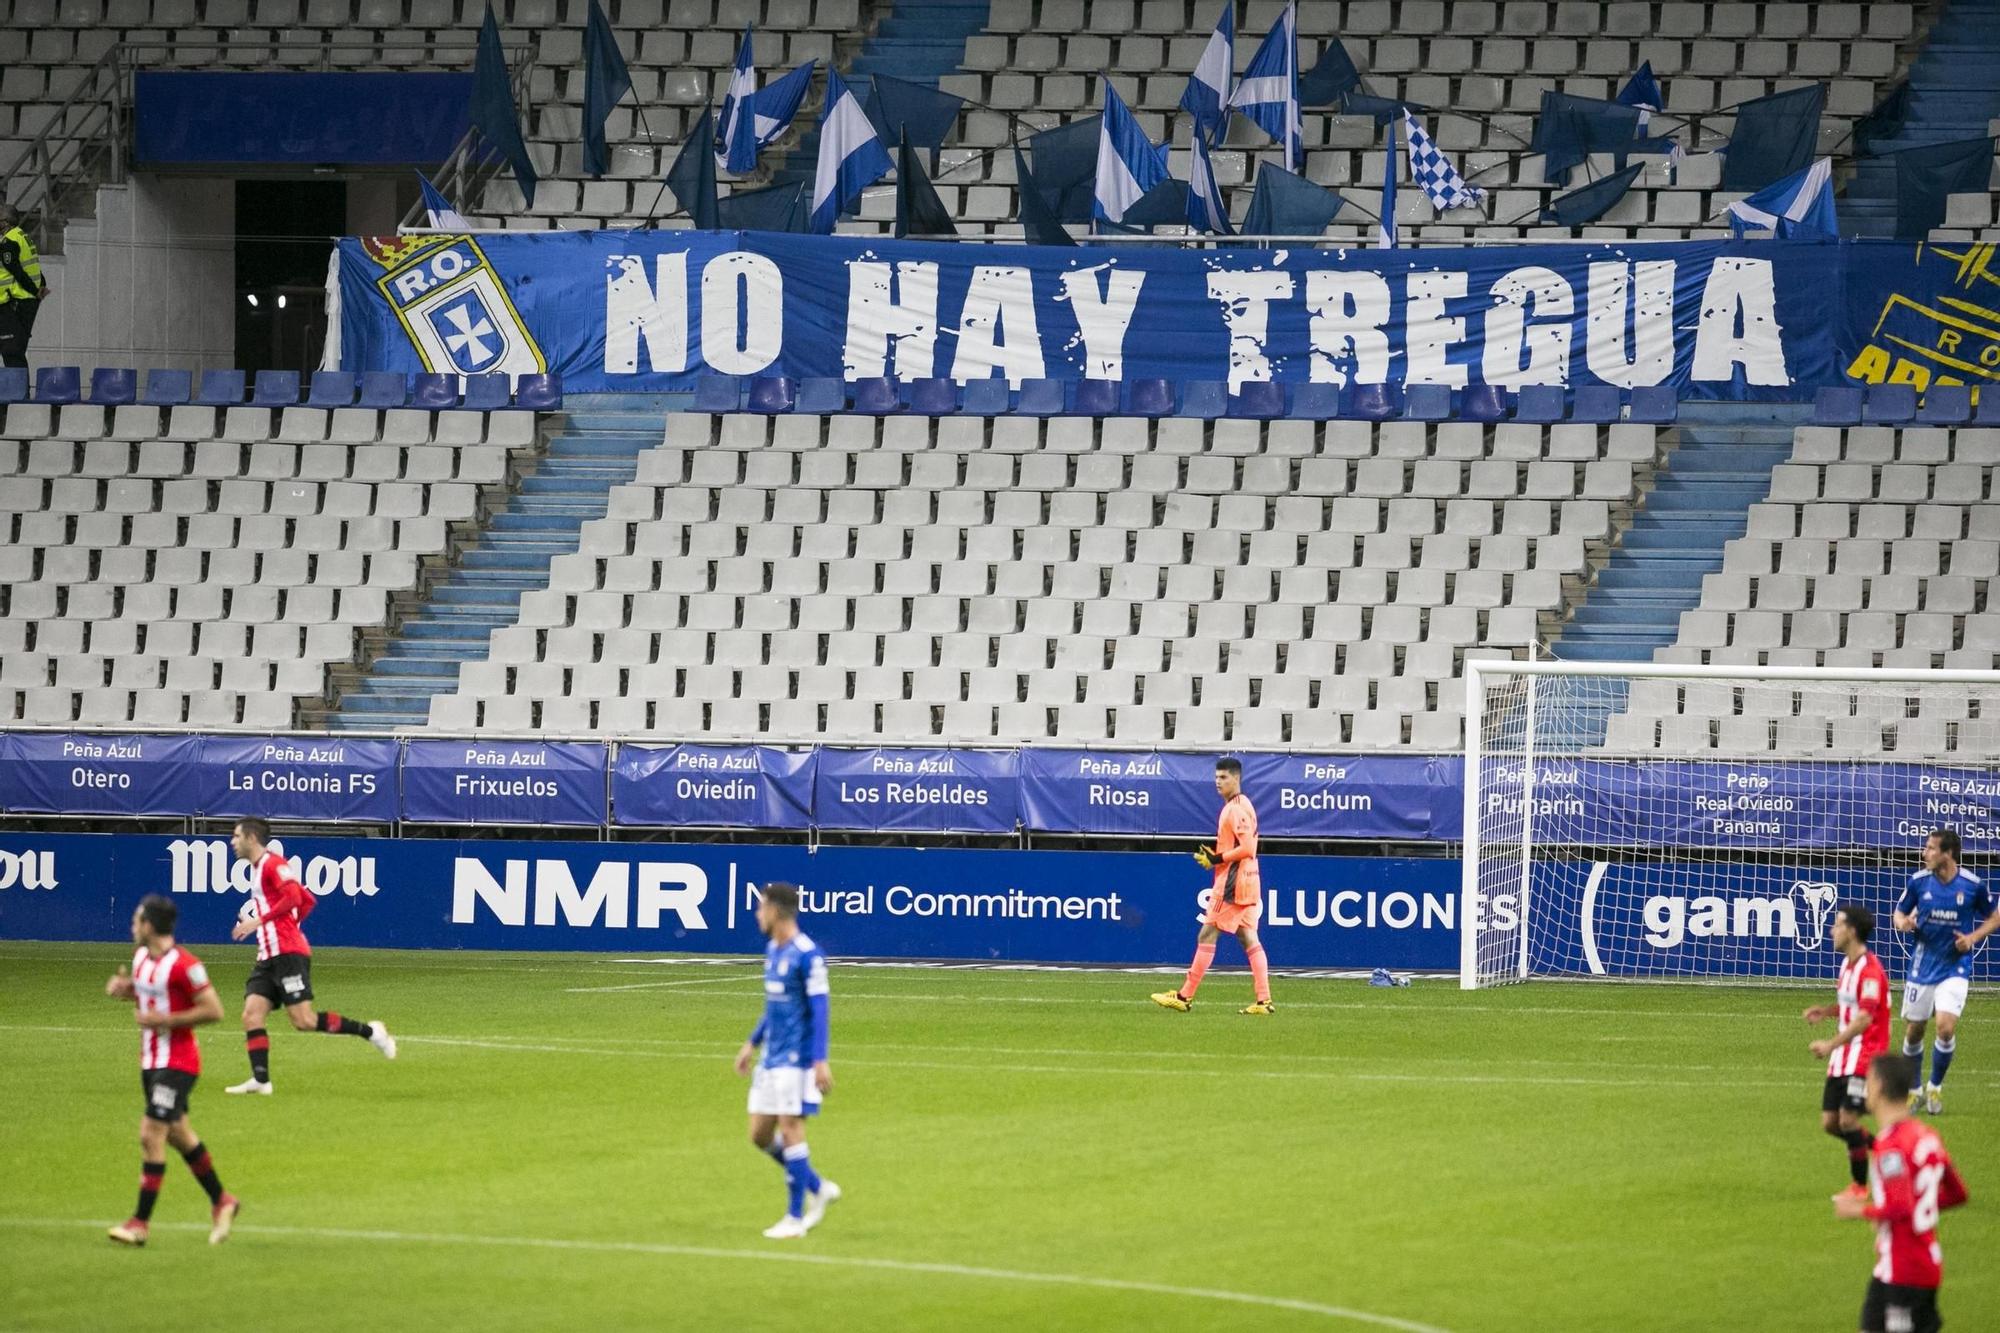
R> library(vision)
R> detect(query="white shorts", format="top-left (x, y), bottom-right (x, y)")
top-left (1900, 976), bottom-right (1971, 1022)
top-left (747, 1064), bottom-right (822, 1118)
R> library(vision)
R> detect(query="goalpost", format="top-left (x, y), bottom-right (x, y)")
top-left (1461, 659), bottom-right (2000, 988)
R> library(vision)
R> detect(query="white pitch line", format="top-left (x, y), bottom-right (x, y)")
top-left (0, 1217), bottom-right (1451, 1331)
top-left (563, 976), bottom-right (765, 994)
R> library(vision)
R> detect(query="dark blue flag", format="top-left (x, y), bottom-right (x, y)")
top-left (865, 73), bottom-right (966, 160)
top-left (1012, 145), bottom-right (1076, 247)
top-left (1243, 162), bottom-right (1342, 238)
top-left (1530, 91), bottom-right (1644, 187)
top-left (470, 4), bottom-right (536, 206)
top-left (581, 0), bottom-right (631, 178)
top-left (667, 104), bottom-right (719, 229)
top-left (1343, 92), bottom-right (1425, 126)
top-left (1855, 82), bottom-right (1911, 156)
top-left (894, 131), bottom-right (956, 238)
top-left (1720, 84), bottom-right (1825, 191)
top-left (1893, 136), bottom-right (1997, 240)
top-left (1028, 115), bottom-right (1101, 222)
top-left (1615, 61), bottom-right (1663, 112)
top-left (716, 180), bottom-right (808, 233)
top-left (1539, 161), bottom-right (1644, 227)
top-left (1299, 39), bottom-right (1360, 108)
top-left (1113, 177), bottom-right (1191, 230)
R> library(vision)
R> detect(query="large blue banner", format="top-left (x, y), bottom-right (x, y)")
top-left (333, 232), bottom-right (1995, 399)
top-left (812, 748), bottom-right (1020, 834)
top-left (0, 832), bottom-right (1462, 970)
top-left (0, 733), bottom-right (202, 818)
top-left (135, 72), bottom-right (474, 165)
top-left (611, 744), bottom-right (816, 828)
top-left (401, 739), bottom-right (607, 826)
top-left (189, 737), bottom-right (400, 824)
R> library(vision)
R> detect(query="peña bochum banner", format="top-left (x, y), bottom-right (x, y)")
top-left (331, 231), bottom-right (2000, 399)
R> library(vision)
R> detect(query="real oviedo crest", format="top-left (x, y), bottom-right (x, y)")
top-left (367, 235), bottom-right (546, 377)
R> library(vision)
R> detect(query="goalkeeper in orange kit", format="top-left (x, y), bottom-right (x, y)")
top-left (1151, 756), bottom-right (1274, 1016)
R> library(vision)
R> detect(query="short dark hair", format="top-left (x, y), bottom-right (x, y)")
top-left (1931, 827), bottom-right (1962, 861)
top-left (1836, 902), bottom-right (1874, 943)
top-left (1870, 1053), bottom-right (1917, 1103)
top-left (137, 894), bottom-right (178, 936)
top-left (762, 882), bottom-right (800, 917)
top-left (1214, 757), bottom-right (1242, 776)
top-left (236, 816), bottom-right (272, 845)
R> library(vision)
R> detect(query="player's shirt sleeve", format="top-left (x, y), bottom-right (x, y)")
top-left (256, 857), bottom-right (308, 924)
top-left (805, 950), bottom-right (830, 1063)
top-left (748, 1015), bottom-right (768, 1046)
top-left (1896, 877), bottom-right (1921, 915)
top-left (1864, 1145), bottom-right (1915, 1224)
top-left (182, 956), bottom-right (211, 995)
top-left (1859, 962), bottom-right (1887, 1018)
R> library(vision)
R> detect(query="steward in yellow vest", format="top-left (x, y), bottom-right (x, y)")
top-left (0, 203), bottom-right (48, 370)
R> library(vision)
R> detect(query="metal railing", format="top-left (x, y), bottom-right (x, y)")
top-left (2, 34), bottom-right (534, 255)
top-left (397, 53), bottom-right (540, 233)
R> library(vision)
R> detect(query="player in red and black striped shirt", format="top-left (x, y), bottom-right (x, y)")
top-left (104, 895), bottom-right (241, 1247)
top-left (1805, 902), bottom-right (1892, 1196)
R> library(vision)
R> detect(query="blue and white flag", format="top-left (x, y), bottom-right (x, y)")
top-left (1725, 157), bottom-right (1837, 239)
top-left (1094, 81), bottom-right (1169, 223)
top-left (1179, 1), bottom-right (1234, 148)
top-left (1378, 114), bottom-right (1398, 248)
top-left (809, 69), bottom-right (892, 234)
top-left (1186, 133), bottom-right (1233, 234)
top-left (751, 59), bottom-right (816, 148)
top-left (1616, 60), bottom-right (1664, 129)
top-left (416, 172), bottom-right (467, 229)
top-left (1403, 109), bottom-right (1484, 211)
top-left (1227, 1), bottom-right (1300, 171)
top-left (716, 24), bottom-right (759, 173)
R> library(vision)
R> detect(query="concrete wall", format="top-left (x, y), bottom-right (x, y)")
top-left (28, 173), bottom-right (235, 375)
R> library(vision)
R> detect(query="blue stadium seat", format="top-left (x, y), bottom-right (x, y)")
top-left (411, 374), bottom-right (461, 409)
top-left (795, 377), bottom-right (845, 413)
top-left (693, 374), bottom-right (742, 412)
top-left (960, 378), bottom-right (1009, 415)
top-left (1231, 381), bottom-right (1285, 418)
top-left (1915, 384), bottom-right (1972, 426)
top-left (1572, 386), bottom-right (1623, 423)
top-left (1976, 389), bottom-right (2000, 426)
top-left (1178, 380), bottom-right (1227, 418)
top-left (849, 377), bottom-right (900, 414)
top-left (306, 371), bottom-right (357, 406)
top-left (1863, 383), bottom-right (1918, 424)
top-left (1515, 385), bottom-right (1565, 423)
top-left (1628, 385), bottom-right (1678, 424)
top-left (906, 377), bottom-right (958, 415)
top-left (251, 369), bottom-right (301, 406)
top-left (1348, 382), bottom-right (1398, 420)
top-left (195, 369), bottom-right (247, 405)
top-left (1016, 379), bottom-right (1065, 416)
top-left (461, 374), bottom-right (511, 411)
top-left (0, 367), bottom-right (26, 403)
top-left (34, 366), bottom-right (81, 403)
top-left (514, 373), bottom-right (562, 411)
top-left (88, 367), bottom-right (137, 405)
top-left (1402, 384), bottom-right (1451, 421)
top-left (141, 368), bottom-right (192, 405)
top-left (1127, 378), bottom-right (1174, 416)
top-left (1812, 385), bottom-right (1864, 426)
top-left (1071, 378), bottom-right (1119, 416)
top-left (358, 371), bottom-right (409, 408)
top-left (1460, 384), bottom-right (1509, 422)
top-left (1288, 382), bottom-right (1339, 420)
top-left (747, 376), bottom-right (797, 414)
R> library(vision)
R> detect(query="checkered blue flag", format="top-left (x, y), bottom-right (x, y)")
top-left (1401, 110), bottom-right (1484, 212)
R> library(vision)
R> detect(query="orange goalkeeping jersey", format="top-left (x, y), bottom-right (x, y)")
top-left (1212, 793), bottom-right (1260, 905)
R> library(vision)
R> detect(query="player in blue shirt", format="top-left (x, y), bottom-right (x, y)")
top-left (734, 882), bottom-right (839, 1240)
top-left (1893, 827), bottom-right (2000, 1115)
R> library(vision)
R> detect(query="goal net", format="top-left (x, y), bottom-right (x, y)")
top-left (1462, 660), bottom-right (2000, 988)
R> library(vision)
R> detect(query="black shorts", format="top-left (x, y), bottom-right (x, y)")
top-left (245, 953), bottom-right (313, 1007)
top-left (1860, 1278), bottom-right (1941, 1333)
top-left (1824, 1073), bottom-right (1868, 1115)
top-left (140, 1069), bottom-right (196, 1123)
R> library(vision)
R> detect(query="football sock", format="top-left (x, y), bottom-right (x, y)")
top-left (1245, 942), bottom-right (1271, 1004)
top-left (781, 1142), bottom-right (821, 1219)
top-left (180, 1142), bottom-right (225, 1205)
top-left (1901, 1039), bottom-right (1926, 1087)
top-left (1181, 942), bottom-right (1216, 999)
top-left (1841, 1128), bottom-right (1873, 1187)
top-left (136, 1161), bottom-right (165, 1222)
top-left (1930, 1036), bottom-right (1956, 1087)
top-left (245, 1028), bottom-right (271, 1082)
top-left (762, 1139), bottom-right (787, 1169)
top-left (315, 1011), bottom-right (374, 1039)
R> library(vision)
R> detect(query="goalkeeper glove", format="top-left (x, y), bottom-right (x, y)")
top-left (1193, 844), bottom-right (1216, 871)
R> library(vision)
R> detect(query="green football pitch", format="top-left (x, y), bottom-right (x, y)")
top-left (2, 940), bottom-right (1995, 1332)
